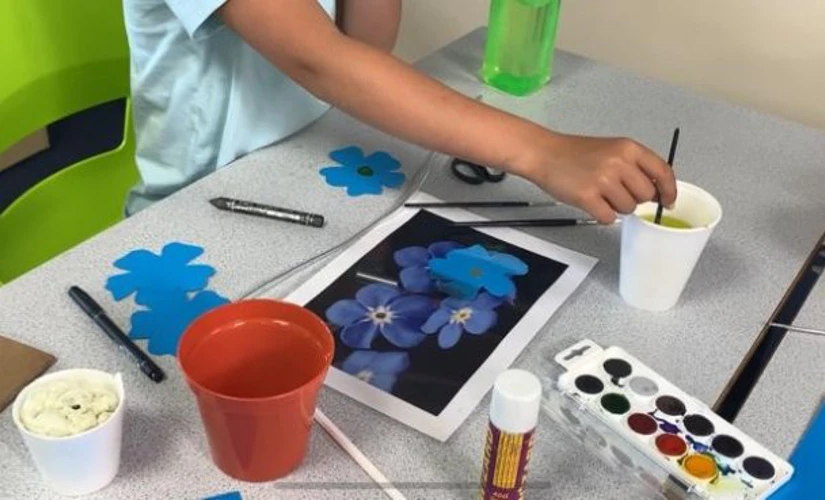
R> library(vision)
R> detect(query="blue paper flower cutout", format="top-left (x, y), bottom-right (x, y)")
top-left (393, 241), bottom-right (463, 293)
top-left (325, 284), bottom-right (434, 348)
top-left (429, 245), bottom-right (529, 300)
top-left (320, 146), bottom-right (406, 196)
top-left (338, 351), bottom-right (410, 392)
top-left (421, 293), bottom-right (502, 348)
top-left (105, 242), bottom-right (216, 306)
top-left (130, 290), bottom-right (229, 355)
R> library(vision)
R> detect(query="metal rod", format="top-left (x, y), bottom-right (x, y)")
top-left (355, 272), bottom-right (399, 287)
top-left (452, 218), bottom-right (598, 228)
top-left (770, 322), bottom-right (825, 338)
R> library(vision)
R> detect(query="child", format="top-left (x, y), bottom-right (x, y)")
top-left (122, 0), bottom-right (676, 222)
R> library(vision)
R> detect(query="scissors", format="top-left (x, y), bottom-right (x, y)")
top-left (450, 157), bottom-right (506, 185)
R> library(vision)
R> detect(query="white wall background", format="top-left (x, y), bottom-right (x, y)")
top-left (394, 0), bottom-right (825, 130)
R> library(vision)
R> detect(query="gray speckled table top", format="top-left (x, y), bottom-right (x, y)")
top-left (2, 28), bottom-right (825, 499)
top-left (785, 251), bottom-right (825, 330)
top-left (734, 250), bottom-right (825, 459)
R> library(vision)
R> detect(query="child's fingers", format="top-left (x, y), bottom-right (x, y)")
top-left (580, 195), bottom-right (617, 225)
top-left (636, 148), bottom-right (677, 205)
top-left (621, 169), bottom-right (657, 203)
top-left (603, 183), bottom-right (637, 215)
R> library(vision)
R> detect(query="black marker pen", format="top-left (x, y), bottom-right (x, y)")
top-left (68, 286), bottom-right (165, 383)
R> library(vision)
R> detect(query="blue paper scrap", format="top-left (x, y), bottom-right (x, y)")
top-left (204, 492), bottom-right (242, 500)
top-left (770, 398), bottom-right (825, 499)
top-left (320, 145), bottom-right (406, 196)
top-left (105, 242), bottom-right (228, 356)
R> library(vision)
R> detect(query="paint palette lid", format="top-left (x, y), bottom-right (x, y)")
top-left (490, 369), bottom-right (542, 433)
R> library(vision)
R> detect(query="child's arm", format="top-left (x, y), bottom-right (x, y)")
top-left (220, 0), bottom-right (676, 223)
top-left (335, 0), bottom-right (401, 52)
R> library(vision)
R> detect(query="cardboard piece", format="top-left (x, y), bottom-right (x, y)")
top-left (0, 335), bottom-right (56, 411)
top-left (0, 129), bottom-right (50, 171)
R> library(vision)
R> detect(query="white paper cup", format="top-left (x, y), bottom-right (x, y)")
top-left (12, 369), bottom-right (125, 496)
top-left (619, 180), bottom-right (722, 311)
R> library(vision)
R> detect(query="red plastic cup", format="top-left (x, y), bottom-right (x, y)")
top-left (178, 299), bottom-right (334, 482)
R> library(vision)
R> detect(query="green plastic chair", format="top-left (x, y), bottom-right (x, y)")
top-left (0, 0), bottom-right (138, 285)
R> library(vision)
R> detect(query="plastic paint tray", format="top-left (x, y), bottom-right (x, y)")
top-left (540, 340), bottom-right (793, 500)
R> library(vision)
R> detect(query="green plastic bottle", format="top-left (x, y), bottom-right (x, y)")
top-left (482, 0), bottom-right (561, 96)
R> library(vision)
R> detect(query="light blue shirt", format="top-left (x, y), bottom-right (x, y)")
top-left (123, 0), bottom-right (336, 215)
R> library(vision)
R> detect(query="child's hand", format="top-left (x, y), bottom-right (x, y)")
top-left (521, 133), bottom-right (677, 224)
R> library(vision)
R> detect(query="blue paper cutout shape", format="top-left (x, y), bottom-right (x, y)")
top-left (105, 242), bottom-right (216, 307)
top-left (204, 492), bottom-right (242, 500)
top-left (771, 400), bottom-right (825, 499)
top-left (320, 145), bottom-right (406, 196)
top-left (428, 245), bottom-right (529, 300)
top-left (130, 290), bottom-right (229, 355)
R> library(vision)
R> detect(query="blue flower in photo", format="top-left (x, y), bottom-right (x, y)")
top-left (129, 290), bottom-right (229, 355)
top-left (325, 284), bottom-right (435, 349)
top-left (393, 241), bottom-right (463, 293)
top-left (429, 245), bottom-right (529, 300)
top-left (105, 242), bottom-right (216, 306)
top-left (320, 146), bottom-right (406, 196)
top-left (421, 293), bottom-right (502, 348)
top-left (338, 351), bottom-right (410, 392)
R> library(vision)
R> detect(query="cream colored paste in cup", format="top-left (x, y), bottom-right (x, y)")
top-left (20, 377), bottom-right (119, 437)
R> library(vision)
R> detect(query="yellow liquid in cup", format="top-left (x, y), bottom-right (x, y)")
top-left (640, 214), bottom-right (693, 229)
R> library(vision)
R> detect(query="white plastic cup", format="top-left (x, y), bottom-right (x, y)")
top-left (12, 369), bottom-right (125, 496)
top-left (619, 180), bottom-right (722, 311)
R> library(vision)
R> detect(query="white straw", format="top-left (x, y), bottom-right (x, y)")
top-left (314, 409), bottom-right (408, 500)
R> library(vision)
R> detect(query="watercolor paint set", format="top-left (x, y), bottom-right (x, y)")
top-left (542, 340), bottom-right (793, 500)
top-left (542, 374), bottom-right (683, 499)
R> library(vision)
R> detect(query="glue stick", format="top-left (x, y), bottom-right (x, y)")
top-left (480, 369), bottom-right (542, 500)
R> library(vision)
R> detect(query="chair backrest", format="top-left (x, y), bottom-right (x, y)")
top-left (0, 0), bottom-right (130, 153)
top-left (0, 0), bottom-right (135, 284)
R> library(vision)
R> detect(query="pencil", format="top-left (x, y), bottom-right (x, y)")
top-left (451, 218), bottom-right (598, 228)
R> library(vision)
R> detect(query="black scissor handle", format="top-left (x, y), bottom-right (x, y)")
top-left (451, 158), bottom-right (506, 184)
top-left (479, 166), bottom-right (506, 183)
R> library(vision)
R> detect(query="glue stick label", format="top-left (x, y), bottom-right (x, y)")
top-left (480, 423), bottom-right (535, 500)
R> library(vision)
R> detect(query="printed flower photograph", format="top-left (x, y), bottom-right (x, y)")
top-left (304, 210), bottom-right (568, 416)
